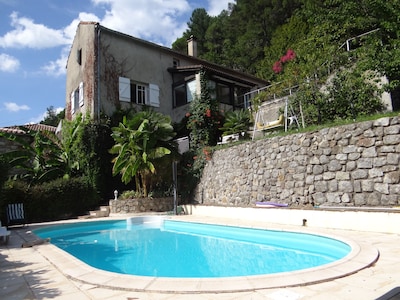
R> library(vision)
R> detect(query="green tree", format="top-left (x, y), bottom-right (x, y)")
top-left (324, 69), bottom-right (384, 120)
top-left (62, 115), bottom-right (116, 200)
top-left (40, 106), bottom-right (65, 126)
top-left (109, 110), bottom-right (177, 197)
top-left (0, 127), bottom-right (70, 184)
top-left (203, 11), bottom-right (236, 67)
top-left (172, 8), bottom-right (211, 56)
top-left (219, 0), bottom-right (301, 73)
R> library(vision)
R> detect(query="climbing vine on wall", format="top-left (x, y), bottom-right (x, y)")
top-left (187, 69), bottom-right (223, 149)
top-left (100, 43), bottom-right (131, 110)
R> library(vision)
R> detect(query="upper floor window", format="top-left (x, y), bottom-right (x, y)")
top-left (77, 48), bottom-right (82, 65)
top-left (119, 77), bottom-right (159, 107)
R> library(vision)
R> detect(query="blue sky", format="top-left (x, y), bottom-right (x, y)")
top-left (0, 0), bottom-right (231, 127)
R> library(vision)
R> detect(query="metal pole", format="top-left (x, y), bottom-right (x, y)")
top-left (172, 161), bottom-right (177, 215)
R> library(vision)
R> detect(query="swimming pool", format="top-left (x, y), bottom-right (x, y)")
top-left (34, 216), bottom-right (351, 278)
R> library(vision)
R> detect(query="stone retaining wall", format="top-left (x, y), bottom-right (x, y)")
top-left (109, 197), bottom-right (174, 213)
top-left (194, 116), bottom-right (400, 207)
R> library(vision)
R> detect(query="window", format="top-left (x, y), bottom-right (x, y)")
top-left (174, 84), bottom-right (186, 107)
top-left (186, 80), bottom-right (196, 103)
top-left (173, 79), bottom-right (197, 107)
top-left (119, 77), bottom-right (159, 107)
top-left (132, 83), bottom-right (147, 104)
top-left (217, 83), bottom-right (231, 105)
top-left (70, 82), bottom-right (84, 114)
top-left (70, 89), bottom-right (78, 114)
top-left (77, 48), bottom-right (82, 65)
top-left (78, 82), bottom-right (84, 107)
top-left (208, 80), bottom-right (233, 105)
top-left (173, 58), bottom-right (180, 68)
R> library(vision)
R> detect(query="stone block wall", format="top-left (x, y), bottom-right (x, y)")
top-left (109, 197), bottom-right (174, 213)
top-left (194, 116), bottom-right (400, 207)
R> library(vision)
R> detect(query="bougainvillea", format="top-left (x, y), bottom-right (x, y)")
top-left (272, 61), bottom-right (283, 73)
top-left (273, 49), bottom-right (296, 73)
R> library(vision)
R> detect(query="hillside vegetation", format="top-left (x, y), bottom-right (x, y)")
top-left (173, 0), bottom-right (400, 120)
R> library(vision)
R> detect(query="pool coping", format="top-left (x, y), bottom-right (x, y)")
top-left (23, 216), bottom-right (379, 294)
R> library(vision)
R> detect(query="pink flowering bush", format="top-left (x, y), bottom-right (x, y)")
top-left (272, 61), bottom-right (283, 73)
top-left (273, 49), bottom-right (296, 73)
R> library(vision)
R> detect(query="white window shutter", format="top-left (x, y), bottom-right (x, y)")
top-left (70, 91), bottom-right (75, 114)
top-left (119, 77), bottom-right (131, 102)
top-left (149, 84), bottom-right (160, 107)
top-left (79, 82), bottom-right (84, 107)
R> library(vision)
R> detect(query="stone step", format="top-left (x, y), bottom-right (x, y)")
top-left (100, 206), bottom-right (110, 213)
top-left (87, 206), bottom-right (110, 218)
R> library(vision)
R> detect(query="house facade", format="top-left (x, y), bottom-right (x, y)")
top-left (65, 22), bottom-right (268, 124)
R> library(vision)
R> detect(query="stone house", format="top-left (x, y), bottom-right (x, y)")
top-left (65, 22), bottom-right (268, 124)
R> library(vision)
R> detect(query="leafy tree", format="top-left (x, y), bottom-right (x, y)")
top-left (203, 11), bottom-right (236, 67)
top-left (0, 127), bottom-right (70, 185)
top-left (109, 109), bottom-right (177, 197)
top-left (172, 8), bottom-right (211, 56)
top-left (61, 115), bottom-right (116, 200)
top-left (288, 68), bottom-right (384, 125)
top-left (324, 69), bottom-right (384, 120)
top-left (205, 0), bottom-right (302, 73)
top-left (40, 106), bottom-right (65, 126)
top-left (295, 0), bottom-right (400, 106)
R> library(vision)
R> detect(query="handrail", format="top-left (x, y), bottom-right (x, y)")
top-left (243, 83), bottom-right (299, 109)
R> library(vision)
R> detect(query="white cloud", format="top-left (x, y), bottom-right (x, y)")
top-left (41, 46), bottom-right (69, 77)
top-left (0, 53), bottom-right (20, 72)
top-left (4, 102), bottom-right (30, 112)
top-left (207, 0), bottom-right (231, 16)
top-left (42, 13), bottom-right (99, 77)
top-left (0, 12), bottom-right (69, 49)
top-left (63, 12), bottom-right (100, 43)
top-left (92, 0), bottom-right (191, 45)
top-left (0, 1), bottom-right (229, 77)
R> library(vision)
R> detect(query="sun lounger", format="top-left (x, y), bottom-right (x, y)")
top-left (6, 203), bottom-right (26, 227)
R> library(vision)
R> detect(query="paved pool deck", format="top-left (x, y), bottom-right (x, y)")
top-left (0, 214), bottom-right (399, 299)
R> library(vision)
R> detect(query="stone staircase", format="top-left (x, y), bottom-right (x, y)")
top-left (79, 205), bottom-right (110, 219)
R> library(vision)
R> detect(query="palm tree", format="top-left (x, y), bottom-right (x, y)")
top-left (219, 109), bottom-right (252, 137)
top-left (109, 110), bottom-right (177, 197)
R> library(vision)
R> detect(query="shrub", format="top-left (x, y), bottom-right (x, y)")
top-left (219, 109), bottom-right (252, 137)
top-left (0, 177), bottom-right (100, 223)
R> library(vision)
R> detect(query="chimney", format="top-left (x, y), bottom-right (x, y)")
top-left (187, 35), bottom-right (197, 57)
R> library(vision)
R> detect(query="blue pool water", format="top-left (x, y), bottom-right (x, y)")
top-left (34, 219), bottom-right (351, 278)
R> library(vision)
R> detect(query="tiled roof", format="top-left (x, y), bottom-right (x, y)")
top-left (0, 124), bottom-right (57, 135)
